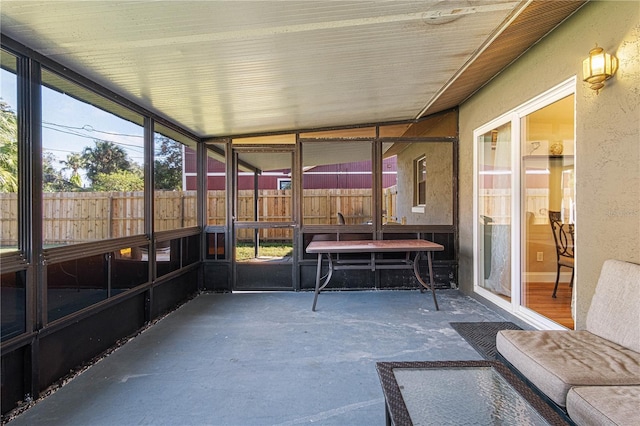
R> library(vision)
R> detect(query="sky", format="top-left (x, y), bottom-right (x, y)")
top-left (2, 67), bottom-right (146, 186)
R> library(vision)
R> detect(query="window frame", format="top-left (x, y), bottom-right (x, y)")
top-left (278, 178), bottom-right (292, 190)
top-left (413, 155), bottom-right (426, 212)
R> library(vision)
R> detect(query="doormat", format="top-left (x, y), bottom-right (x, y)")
top-left (450, 322), bottom-right (522, 360)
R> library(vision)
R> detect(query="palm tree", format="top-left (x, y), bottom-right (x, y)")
top-left (60, 152), bottom-right (85, 188)
top-left (0, 101), bottom-right (18, 192)
top-left (81, 140), bottom-right (132, 184)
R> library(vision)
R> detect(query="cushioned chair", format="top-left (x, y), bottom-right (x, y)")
top-left (496, 259), bottom-right (640, 410)
top-left (548, 210), bottom-right (574, 298)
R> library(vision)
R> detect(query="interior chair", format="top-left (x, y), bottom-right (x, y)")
top-left (337, 212), bottom-right (346, 225)
top-left (548, 211), bottom-right (575, 298)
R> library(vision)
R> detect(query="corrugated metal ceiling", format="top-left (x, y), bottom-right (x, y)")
top-left (0, 1), bottom-right (584, 138)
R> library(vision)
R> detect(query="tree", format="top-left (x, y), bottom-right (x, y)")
top-left (81, 140), bottom-right (132, 183)
top-left (42, 152), bottom-right (75, 192)
top-left (60, 152), bottom-right (85, 188)
top-left (154, 135), bottom-right (183, 190)
top-left (0, 101), bottom-right (18, 192)
top-left (92, 169), bottom-right (144, 192)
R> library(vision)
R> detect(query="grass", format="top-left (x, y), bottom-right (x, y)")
top-left (235, 242), bottom-right (293, 261)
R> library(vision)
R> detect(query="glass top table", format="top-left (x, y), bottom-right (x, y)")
top-left (376, 360), bottom-right (570, 426)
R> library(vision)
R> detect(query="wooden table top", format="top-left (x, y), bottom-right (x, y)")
top-left (306, 239), bottom-right (444, 254)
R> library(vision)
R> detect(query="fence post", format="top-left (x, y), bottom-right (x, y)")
top-left (108, 194), bottom-right (113, 239)
top-left (181, 193), bottom-right (185, 228)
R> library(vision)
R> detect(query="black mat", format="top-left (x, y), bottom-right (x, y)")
top-left (450, 321), bottom-right (522, 360)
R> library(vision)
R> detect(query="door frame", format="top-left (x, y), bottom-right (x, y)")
top-left (231, 144), bottom-right (298, 291)
top-left (472, 77), bottom-right (576, 330)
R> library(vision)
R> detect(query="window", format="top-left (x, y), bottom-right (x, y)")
top-left (154, 123), bottom-right (197, 231)
top-left (414, 155), bottom-right (426, 207)
top-left (0, 50), bottom-right (19, 252)
top-left (41, 68), bottom-right (145, 246)
top-left (278, 179), bottom-right (291, 190)
top-left (1, 50), bottom-right (26, 342)
top-left (153, 124), bottom-right (200, 279)
top-left (205, 142), bottom-right (226, 261)
top-left (301, 141), bottom-right (373, 225)
top-left (205, 142), bottom-right (226, 226)
top-left (383, 141), bottom-right (453, 226)
top-left (41, 69), bottom-right (148, 322)
top-left (47, 247), bottom-right (149, 323)
top-left (1, 270), bottom-right (26, 341)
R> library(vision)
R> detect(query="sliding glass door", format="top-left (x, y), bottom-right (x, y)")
top-left (474, 79), bottom-right (576, 329)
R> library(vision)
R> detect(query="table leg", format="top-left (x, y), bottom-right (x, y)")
top-left (427, 251), bottom-right (439, 310)
top-left (413, 251), bottom-right (440, 311)
top-left (312, 253), bottom-right (334, 311)
top-left (312, 253), bottom-right (323, 311)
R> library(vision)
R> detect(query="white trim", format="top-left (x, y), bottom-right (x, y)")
top-left (414, 154), bottom-right (426, 207)
top-left (182, 144), bottom-right (187, 190)
top-left (277, 178), bottom-right (292, 190)
top-left (515, 306), bottom-right (569, 330)
top-left (511, 116), bottom-right (522, 313)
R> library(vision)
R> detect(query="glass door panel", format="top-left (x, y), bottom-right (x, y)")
top-left (477, 123), bottom-right (512, 301)
top-left (236, 151), bottom-right (293, 223)
top-left (521, 95), bottom-right (575, 329)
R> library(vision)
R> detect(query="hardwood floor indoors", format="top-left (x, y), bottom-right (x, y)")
top-left (495, 281), bottom-right (574, 329)
top-left (523, 281), bottom-right (574, 329)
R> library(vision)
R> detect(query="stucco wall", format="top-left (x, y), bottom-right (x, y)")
top-left (395, 142), bottom-right (453, 225)
top-left (458, 1), bottom-right (639, 328)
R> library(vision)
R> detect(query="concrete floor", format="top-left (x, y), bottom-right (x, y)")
top-left (8, 290), bottom-right (510, 426)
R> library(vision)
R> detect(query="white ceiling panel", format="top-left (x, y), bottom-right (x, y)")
top-left (1, 1), bottom-right (583, 138)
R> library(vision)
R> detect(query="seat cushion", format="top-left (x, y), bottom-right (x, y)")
top-left (567, 386), bottom-right (640, 426)
top-left (496, 330), bottom-right (640, 407)
top-left (586, 259), bottom-right (640, 352)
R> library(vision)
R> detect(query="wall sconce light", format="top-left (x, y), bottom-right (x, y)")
top-left (582, 44), bottom-right (618, 93)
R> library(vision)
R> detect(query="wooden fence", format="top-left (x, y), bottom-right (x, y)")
top-left (0, 188), bottom-right (398, 245)
top-left (0, 192), bottom-right (18, 247)
top-left (479, 188), bottom-right (569, 225)
top-left (3, 188), bottom-right (566, 246)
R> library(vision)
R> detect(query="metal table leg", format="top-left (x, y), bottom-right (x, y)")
top-left (413, 251), bottom-right (439, 310)
top-left (312, 253), bottom-right (333, 311)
